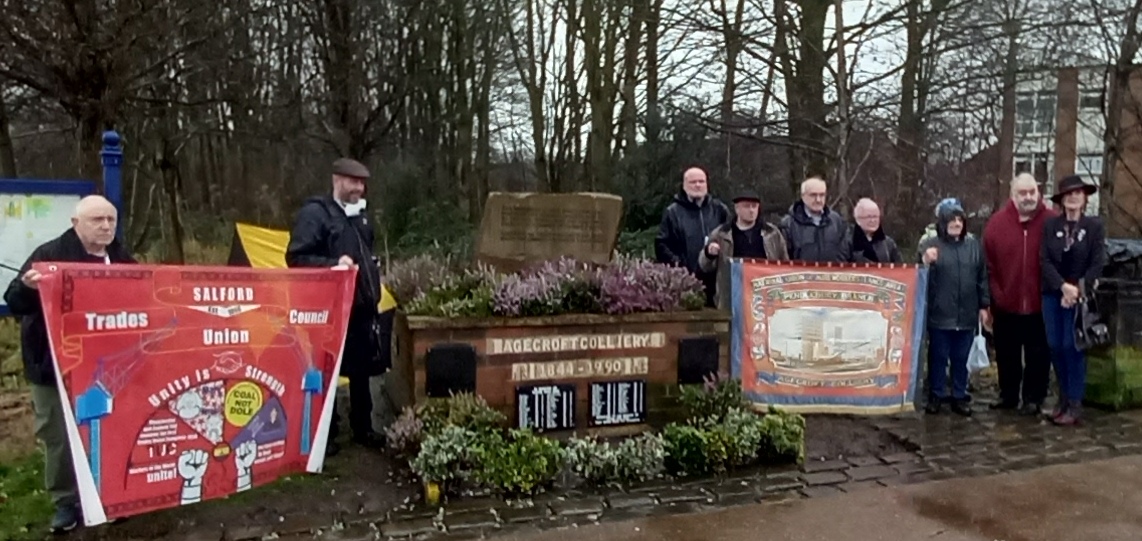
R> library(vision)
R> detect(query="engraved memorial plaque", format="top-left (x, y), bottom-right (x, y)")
top-left (515, 384), bottom-right (576, 432)
top-left (588, 380), bottom-right (647, 427)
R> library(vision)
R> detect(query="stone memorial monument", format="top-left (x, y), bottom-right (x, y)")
top-left (476, 192), bottom-right (623, 271)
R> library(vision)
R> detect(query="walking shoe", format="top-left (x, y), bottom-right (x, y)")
top-left (50, 505), bottom-right (79, 535)
top-left (924, 401), bottom-right (943, 414)
top-left (1051, 400), bottom-right (1083, 426)
top-left (1019, 403), bottom-right (1042, 416)
top-left (950, 400), bottom-right (973, 417)
top-left (1047, 399), bottom-right (1069, 421)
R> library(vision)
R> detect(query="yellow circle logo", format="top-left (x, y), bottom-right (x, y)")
top-left (224, 382), bottom-right (264, 427)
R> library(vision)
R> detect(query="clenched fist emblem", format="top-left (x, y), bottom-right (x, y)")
top-left (235, 440), bottom-right (258, 492)
top-left (178, 449), bottom-right (208, 505)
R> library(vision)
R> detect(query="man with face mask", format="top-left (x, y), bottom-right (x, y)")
top-left (4, 196), bottom-right (136, 533)
top-left (655, 166), bottom-right (730, 307)
top-left (982, 173), bottom-right (1056, 415)
top-left (286, 158), bottom-right (387, 456)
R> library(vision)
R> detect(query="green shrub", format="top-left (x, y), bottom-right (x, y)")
top-left (759, 407), bottom-right (807, 463)
top-left (565, 433), bottom-right (665, 486)
top-left (678, 373), bottom-right (748, 423)
top-left (410, 425), bottom-right (501, 485)
top-left (474, 429), bottom-right (565, 495)
top-left (662, 424), bottom-right (716, 476)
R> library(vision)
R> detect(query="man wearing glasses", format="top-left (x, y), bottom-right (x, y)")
top-left (778, 177), bottom-right (852, 262)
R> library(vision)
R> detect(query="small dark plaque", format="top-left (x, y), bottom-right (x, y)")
top-left (588, 380), bottom-right (647, 427)
top-left (425, 343), bottom-right (477, 398)
top-left (677, 336), bottom-right (720, 384)
top-left (516, 384), bottom-right (576, 432)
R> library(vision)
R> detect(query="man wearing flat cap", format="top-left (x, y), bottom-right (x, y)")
top-left (699, 190), bottom-right (789, 309)
top-left (286, 158), bottom-right (387, 455)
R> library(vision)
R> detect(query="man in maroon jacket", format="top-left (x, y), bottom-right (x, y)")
top-left (983, 173), bottom-right (1056, 415)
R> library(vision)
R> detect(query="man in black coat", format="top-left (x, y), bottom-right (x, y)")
top-left (286, 158), bottom-right (387, 455)
top-left (779, 177), bottom-right (852, 262)
top-left (655, 166), bottom-right (730, 306)
top-left (4, 196), bottom-right (136, 534)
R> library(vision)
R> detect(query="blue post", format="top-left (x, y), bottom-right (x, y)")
top-left (100, 131), bottom-right (124, 238)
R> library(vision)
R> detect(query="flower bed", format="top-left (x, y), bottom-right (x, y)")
top-left (386, 255), bottom-right (707, 318)
top-left (385, 376), bottom-right (805, 500)
top-left (383, 256), bottom-right (731, 435)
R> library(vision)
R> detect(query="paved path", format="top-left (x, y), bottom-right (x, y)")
top-left (496, 454), bottom-right (1142, 541)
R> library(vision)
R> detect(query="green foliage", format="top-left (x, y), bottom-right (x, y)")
top-left (617, 227), bottom-right (657, 258)
top-left (665, 378), bottom-right (807, 476)
top-left (662, 423), bottom-right (717, 476)
top-left (410, 425), bottom-right (497, 485)
top-left (758, 407), bottom-right (807, 463)
top-left (474, 429), bottom-right (566, 495)
top-left (678, 373), bottom-right (748, 423)
top-left (386, 393), bottom-right (506, 459)
top-left (565, 433), bottom-right (666, 486)
top-left (404, 266), bottom-right (498, 318)
top-left (0, 451), bottom-right (53, 541)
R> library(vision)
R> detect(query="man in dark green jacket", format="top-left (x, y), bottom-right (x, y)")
top-left (919, 200), bottom-right (991, 416)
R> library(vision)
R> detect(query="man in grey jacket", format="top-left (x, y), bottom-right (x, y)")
top-left (919, 200), bottom-right (991, 416)
top-left (779, 177), bottom-right (852, 262)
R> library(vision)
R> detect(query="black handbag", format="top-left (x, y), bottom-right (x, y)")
top-left (1074, 282), bottom-right (1110, 352)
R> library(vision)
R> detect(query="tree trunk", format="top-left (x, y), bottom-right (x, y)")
top-left (0, 87), bottom-right (16, 178)
top-left (995, 17), bottom-right (1021, 207)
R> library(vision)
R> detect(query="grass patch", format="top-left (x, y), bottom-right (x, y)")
top-left (0, 450), bottom-right (52, 541)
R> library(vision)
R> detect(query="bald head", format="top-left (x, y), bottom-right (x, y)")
top-left (681, 167), bottom-right (709, 200)
top-left (1010, 173), bottom-right (1041, 217)
top-left (800, 177), bottom-right (827, 214)
top-left (854, 198), bottom-right (881, 235)
top-left (72, 195), bottom-right (117, 250)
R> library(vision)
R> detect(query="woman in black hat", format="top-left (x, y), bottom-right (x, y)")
top-left (1040, 174), bottom-right (1107, 426)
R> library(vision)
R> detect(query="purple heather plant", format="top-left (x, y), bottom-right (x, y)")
top-left (598, 256), bottom-right (704, 315)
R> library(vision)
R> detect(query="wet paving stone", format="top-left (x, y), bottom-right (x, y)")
top-left (846, 465), bottom-right (897, 482)
top-left (838, 480), bottom-right (882, 493)
top-left (803, 471), bottom-right (848, 486)
top-left (802, 459), bottom-right (849, 473)
top-left (845, 456), bottom-right (884, 467)
top-left (605, 492), bottom-right (657, 510)
top-left (655, 487), bottom-right (715, 505)
top-left (378, 516), bottom-right (439, 538)
top-left (879, 452), bottom-right (920, 464)
top-left (495, 504), bottom-right (552, 524)
top-left (548, 497), bottom-right (605, 517)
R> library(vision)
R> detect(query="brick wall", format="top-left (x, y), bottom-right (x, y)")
top-left (390, 311), bottom-right (731, 435)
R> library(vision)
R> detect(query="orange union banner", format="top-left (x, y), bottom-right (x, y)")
top-left (35, 263), bottom-right (356, 525)
top-left (730, 260), bottom-right (928, 414)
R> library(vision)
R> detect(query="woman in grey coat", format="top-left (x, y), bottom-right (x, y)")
top-left (918, 200), bottom-right (991, 416)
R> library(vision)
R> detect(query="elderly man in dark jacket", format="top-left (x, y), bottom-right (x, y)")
top-left (779, 177), bottom-right (852, 262)
top-left (286, 158), bottom-right (387, 455)
top-left (4, 196), bottom-right (135, 534)
top-left (655, 166), bottom-right (730, 306)
top-left (919, 200), bottom-right (991, 416)
top-left (851, 198), bottom-right (902, 263)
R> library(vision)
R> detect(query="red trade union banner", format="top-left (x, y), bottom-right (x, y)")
top-left (730, 260), bottom-right (928, 414)
top-left (35, 263), bottom-right (357, 526)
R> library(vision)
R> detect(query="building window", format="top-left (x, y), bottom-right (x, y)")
top-left (1077, 154), bottom-right (1103, 178)
top-left (1016, 91), bottom-right (1056, 136)
top-left (1080, 92), bottom-right (1103, 110)
top-left (1014, 153), bottom-right (1051, 185)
